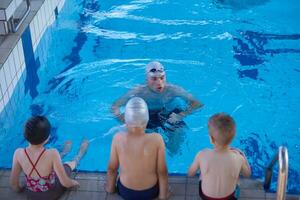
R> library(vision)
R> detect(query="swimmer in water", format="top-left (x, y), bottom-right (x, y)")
top-left (111, 61), bottom-right (204, 131)
top-left (106, 97), bottom-right (170, 200)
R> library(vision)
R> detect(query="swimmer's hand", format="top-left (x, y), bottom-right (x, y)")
top-left (116, 113), bottom-right (125, 123)
top-left (166, 112), bottom-right (183, 124)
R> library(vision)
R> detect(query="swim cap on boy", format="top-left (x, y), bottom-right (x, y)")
top-left (125, 97), bottom-right (149, 127)
top-left (146, 61), bottom-right (165, 77)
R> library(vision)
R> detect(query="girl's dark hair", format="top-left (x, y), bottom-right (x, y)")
top-left (24, 116), bottom-right (51, 145)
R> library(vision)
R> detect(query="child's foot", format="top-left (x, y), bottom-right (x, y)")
top-left (73, 140), bottom-right (89, 165)
top-left (60, 140), bottom-right (72, 157)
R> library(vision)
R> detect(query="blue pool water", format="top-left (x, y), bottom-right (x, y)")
top-left (0, 0), bottom-right (300, 193)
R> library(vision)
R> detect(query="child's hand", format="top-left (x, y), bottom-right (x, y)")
top-left (104, 182), bottom-right (116, 194)
top-left (158, 185), bottom-right (171, 200)
top-left (72, 180), bottom-right (80, 189)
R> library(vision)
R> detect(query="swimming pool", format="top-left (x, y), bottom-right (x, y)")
top-left (0, 0), bottom-right (300, 193)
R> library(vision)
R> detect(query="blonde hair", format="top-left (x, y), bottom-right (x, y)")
top-left (208, 113), bottom-right (236, 146)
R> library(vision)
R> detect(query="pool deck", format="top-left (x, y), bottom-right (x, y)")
top-left (0, 170), bottom-right (299, 200)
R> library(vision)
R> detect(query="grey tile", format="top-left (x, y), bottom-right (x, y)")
top-left (0, 187), bottom-right (26, 200)
top-left (0, 48), bottom-right (10, 64)
top-left (59, 191), bottom-right (70, 200)
top-left (75, 179), bottom-right (105, 192)
top-left (240, 178), bottom-right (264, 190)
top-left (106, 193), bottom-right (123, 200)
top-left (169, 195), bottom-right (185, 200)
top-left (170, 183), bottom-right (186, 196)
top-left (0, 176), bottom-right (10, 187)
top-left (0, 35), bottom-right (19, 50)
top-left (99, 174), bottom-right (106, 181)
top-left (186, 183), bottom-right (198, 196)
top-left (185, 195), bottom-right (200, 200)
top-left (187, 177), bottom-right (199, 185)
top-left (285, 194), bottom-right (300, 200)
top-left (265, 192), bottom-right (276, 199)
top-left (1, 170), bottom-right (11, 177)
top-left (240, 189), bottom-right (265, 198)
top-left (75, 173), bottom-right (104, 180)
top-left (67, 191), bottom-right (106, 200)
top-left (169, 176), bottom-right (187, 184)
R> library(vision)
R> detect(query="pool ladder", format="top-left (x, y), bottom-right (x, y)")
top-left (0, 0), bottom-right (30, 35)
top-left (264, 146), bottom-right (289, 200)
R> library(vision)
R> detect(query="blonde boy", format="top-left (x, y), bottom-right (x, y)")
top-left (188, 113), bottom-right (251, 200)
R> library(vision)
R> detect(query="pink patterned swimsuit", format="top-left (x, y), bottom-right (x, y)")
top-left (24, 148), bottom-right (56, 192)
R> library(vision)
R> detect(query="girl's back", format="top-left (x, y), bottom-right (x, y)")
top-left (16, 148), bottom-right (54, 178)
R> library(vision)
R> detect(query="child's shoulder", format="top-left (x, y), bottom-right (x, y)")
top-left (200, 148), bottom-right (213, 154)
top-left (46, 148), bottom-right (60, 156)
top-left (196, 148), bottom-right (212, 157)
top-left (229, 147), bottom-right (246, 159)
top-left (14, 148), bottom-right (24, 155)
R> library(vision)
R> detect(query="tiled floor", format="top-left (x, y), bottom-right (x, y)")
top-left (0, 170), bottom-right (299, 200)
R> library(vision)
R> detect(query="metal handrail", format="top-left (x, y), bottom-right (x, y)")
top-left (264, 146), bottom-right (288, 200)
top-left (8, 0), bottom-right (30, 33)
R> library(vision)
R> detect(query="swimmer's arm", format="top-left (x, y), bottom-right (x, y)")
top-left (111, 89), bottom-right (137, 122)
top-left (179, 98), bottom-right (203, 118)
top-left (188, 152), bottom-right (201, 177)
top-left (157, 135), bottom-right (169, 200)
top-left (111, 98), bottom-right (126, 122)
top-left (10, 149), bottom-right (24, 192)
top-left (174, 86), bottom-right (204, 117)
top-left (52, 150), bottom-right (79, 188)
top-left (106, 135), bottom-right (119, 193)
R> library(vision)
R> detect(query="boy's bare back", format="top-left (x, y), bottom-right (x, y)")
top-left (112, 132), bottom-right (165, 190)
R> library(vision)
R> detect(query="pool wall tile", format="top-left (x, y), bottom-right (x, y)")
top-left (2, 62), bottom-right (11, 91)
top-left (0, 97), bottom-right (3, 113)
top-left (0, 67), bottom-right (7, 94)
top-left (0, 0), bottom-right (66, 114)
top-left (57, 0), bottom-right (66, 12)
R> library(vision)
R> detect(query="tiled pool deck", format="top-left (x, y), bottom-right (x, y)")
top-left (0, 170), bottom-right (299, 200)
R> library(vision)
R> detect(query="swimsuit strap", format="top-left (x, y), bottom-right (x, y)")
top-left (24, 148), bottom-right (46, 178)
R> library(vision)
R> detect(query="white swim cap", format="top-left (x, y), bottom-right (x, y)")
top-left (146, 61), bottom-right (165, 77)
top-left (125, 97), bottom-right (149, 128)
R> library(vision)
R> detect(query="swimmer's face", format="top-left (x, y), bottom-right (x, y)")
top-left (147, 75), bottom-right (166, 93)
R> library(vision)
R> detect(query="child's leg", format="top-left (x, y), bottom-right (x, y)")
top-left (65, 140), bottom-right (89, 170)
top-left (60, 140), bottom-right (72, 158)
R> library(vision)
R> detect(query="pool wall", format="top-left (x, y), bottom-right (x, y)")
top-left (0, 0), bottom-right (66, 115)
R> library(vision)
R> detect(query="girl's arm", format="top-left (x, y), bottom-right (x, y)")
top-left (188, 152), bottom-right (201, 177)
top-left (10, 149), bottom-right (24, 192)
top-left (52, 149), bottom-right (79, 188)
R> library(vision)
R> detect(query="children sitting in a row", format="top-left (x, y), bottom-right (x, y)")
top-left (10, 97), bottom-right (251, 200)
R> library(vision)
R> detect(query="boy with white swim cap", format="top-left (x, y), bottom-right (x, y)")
top-left (124, 97), bottom-right (149, 128)
top-left (106, 97), bottom-right (170, 200)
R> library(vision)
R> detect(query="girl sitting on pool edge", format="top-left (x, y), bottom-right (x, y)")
top-left (10, 116), bottom-right (89, 200)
